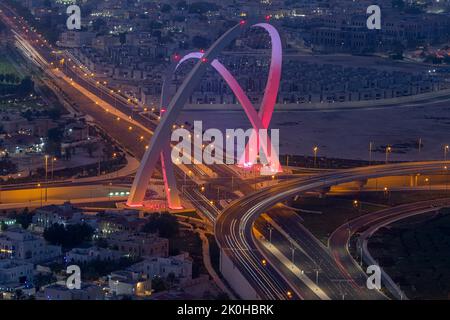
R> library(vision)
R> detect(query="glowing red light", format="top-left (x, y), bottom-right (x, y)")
top-left (161, 108), bottom-right (166, 113)
top-left (265, 15), bottom-right (271, 21)
top-left (201, 57), bottom-right (208, 63)
top-left (240, 20), bottom-right (246, 25)
top-left (200, 49), bottom-right (205, 53)
top-left (173, 54), bottom-right (180, 61)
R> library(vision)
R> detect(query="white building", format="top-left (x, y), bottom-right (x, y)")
top-left (108, 270), bottom-right (152, 298)
top-left (32, 202), bottom-right (83, 231)
top-left (0, 228), bottom-right (61, 263)
top-left (65, 246), bottom-right (123, 264)
top-left (128, 253), bottom-right (193, 285)
top-left (0, 260), bottom-right (34, 286)
top-left (40, 284), bottom-right (104, 300)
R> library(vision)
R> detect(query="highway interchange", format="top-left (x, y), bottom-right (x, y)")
top-left (1, 3), bottom-right (450, 301)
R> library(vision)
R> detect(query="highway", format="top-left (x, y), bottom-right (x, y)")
top-left (0, 3), bottom-right (226, 221)
top-left (3, 3), bottom-right (450, 301)
top-left (329, 197), bottom-right (450, 300)
top-left (215, 161), bottom-right (450, 299)
top-left (255, 209), bottom-right (384, 299)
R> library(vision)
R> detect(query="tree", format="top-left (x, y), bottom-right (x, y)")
top-left (1, 221), bottom-right (8, 231)
top-left (85, 142), bottom-right (98, 158)
top-left (18, 77), bottom-right (34, 94)
top-left (161, 4), bottom-right (172, 13)
top-left (151, 276), bottom-right (167, 292)
top-left (8, 208), bottom-right (33, 229)
top-left (47, 108), bottom-right (61, 120)
top-left (46, 127), bottom-right (63, 157)
top-left (141, 213), bottom-right (179, 238)
top-left (44, 223), bottom-right (94, 249)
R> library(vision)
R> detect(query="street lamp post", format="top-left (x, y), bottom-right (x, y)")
top-left (44, 155), bottom-right (49, 202)
top-left (267, 224), bottom-right (274, 244)
top-left (444, 145), bottom-right (449, 161)
top-left (369, 142), bottom-right (373, 165)
top-left (313, 146), bottom-right (318, 168)
top-left (51, 157), bottom-right (56, 181)
top-left (385, 146), bottom-right (392, 164)
top-left (290, 242), bottom-right (296, 266)
top-left (444, 166), bottom-right (449, 193)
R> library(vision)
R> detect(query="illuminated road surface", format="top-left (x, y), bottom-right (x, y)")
top-left (329, 198), bottom-right (450, 300)
top-left (215, 161), bottom-right (450, 299)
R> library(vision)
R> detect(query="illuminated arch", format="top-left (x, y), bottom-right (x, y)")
top-left (127, 20), bottom-right (282, 207)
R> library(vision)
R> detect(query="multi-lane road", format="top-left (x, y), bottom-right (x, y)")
top-left (3, 3), bottom-right (450, 301)
top-left (216, 161), bottom-right (450, 299)
top-left (0, 3), bottom-right (229, 220)
top-left (330, 197), bottom-right (450, 300)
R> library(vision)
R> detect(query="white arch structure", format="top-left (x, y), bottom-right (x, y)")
top-left (127, 20), bottom-right (283, 208)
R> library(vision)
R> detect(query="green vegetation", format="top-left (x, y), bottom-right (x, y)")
top-left (0, 76), bottom-right (34, 96)
top-left (141, 212), bottom-right (179, 238)
top-left (347, 190), bottom-right (450, 206)
top-left (33, 273), bottom-right (56, 290)
top-left (0, 50), bottom-right (33, 97)
top-left (141, 213), bottom-right (206, 279)
top-left (82, 257), bottom-right (141, 280)
top-left (293, 196), bottom-right (385, 243)
top-left (5, 0), bottom-right (65, 44)
top-left (8, 208), bottom-right (33, 229)
top-left (0, 62), bottom-right (19, 77)
top-left (0, 221), bottom-right (8, 231)
top-left (151, 276), bottom-right (167, 293)
top-left (0, 155), bottom-right (18, 176)
top-left (43, 223), bottom-right (94, 249)
top-left (370, 209), bottom-right (450, 299)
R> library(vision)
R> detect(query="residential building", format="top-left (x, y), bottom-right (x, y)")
top-left (0, 260), bottom-right (34, 286)
top-left (106, 232), bottom-right (169, 258)
top-left (0, 228), bottom-right (61, 263)
top-left (65, 246), bottom-right (123, 264)
top-left (128, 253), bottom-right (193, 285)
top-left (108, 270), bottom-right (152, 298)
top-left (41, 283), bottom-right (104, 300)
top-left (32, 202), bottom-right (83, 232)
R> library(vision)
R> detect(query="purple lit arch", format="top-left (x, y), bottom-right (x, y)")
top-left (127, 21), bottom-right (283, 208)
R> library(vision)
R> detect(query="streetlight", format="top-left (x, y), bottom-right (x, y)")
top-left (385, 146), bottom-right (392, 164)
top-left (44, 155), bottom-right (49, 202)
top-left (313, 262), bottom-right (321, 285)
top-left (313, 146), bottom-right (318, 168)
top-left (425, 177), bottom-right (431, 190)
top-left (51, 157), bottom-right (56, 181)
top-left (444, 166), bottom-right (449, 193)
top-left (353, 199), bottom-right (361, 212)
top-left (267, 224), bottom-right (274, 244)
top-left (444, 145), bottom-right (449, 161)
top-left (369, 142), bottom-right (373, 165)
top-left (290, 242), bottom-right (296, 266)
